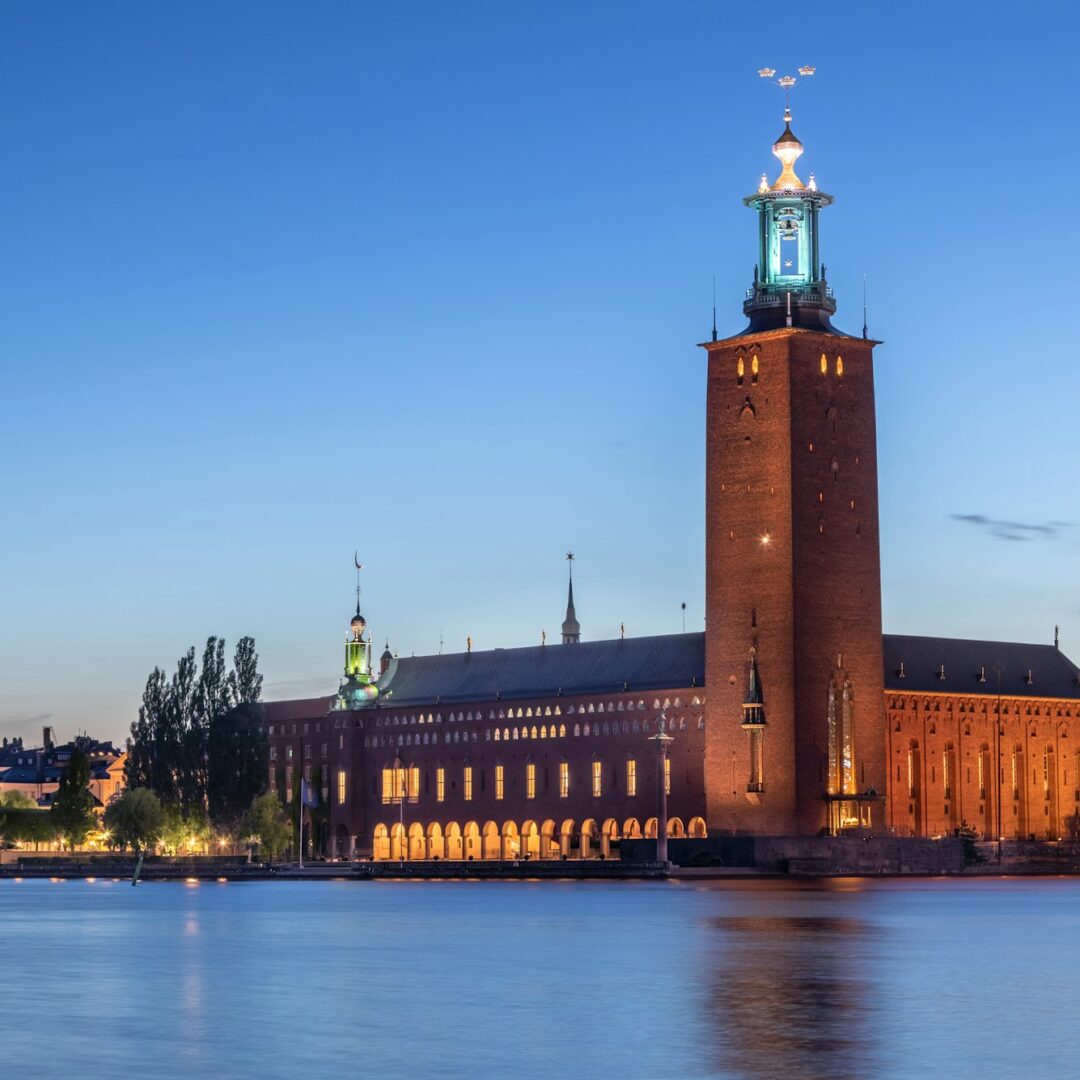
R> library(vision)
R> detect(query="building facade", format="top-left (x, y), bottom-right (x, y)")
top-left (263, 98), bottom-right (1080, 858)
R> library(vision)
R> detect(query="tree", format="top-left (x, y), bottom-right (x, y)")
top-left (207, 701), bottom-right (268, 832)
top-left (0, 791), bottom-right (37, 810)
top-left (244, 792), bottom-right (291, 862)
top-left (103, 788), bottom-right (166, 854)
top-left (229, 636), bottom-right (263, 705)
top-left (50, 748), bottom-right (97, 850)
top-left (126, 635), bottom-right (265, 826)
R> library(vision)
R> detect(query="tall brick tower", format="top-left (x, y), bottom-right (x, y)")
top-left (703, 90), bottom-right (886, 836)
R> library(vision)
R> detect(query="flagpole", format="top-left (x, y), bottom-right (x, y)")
top-left (299, 781), bottom-right (304, 869)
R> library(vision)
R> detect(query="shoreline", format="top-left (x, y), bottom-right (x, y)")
top-left (4, 857), bottom-right (1080, 882)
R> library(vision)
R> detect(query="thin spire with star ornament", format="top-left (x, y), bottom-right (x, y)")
top-left (561, 551), bottom-right (580, 644)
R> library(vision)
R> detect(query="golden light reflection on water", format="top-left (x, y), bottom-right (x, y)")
top-left (703, 913), bottom-right (879, 1080)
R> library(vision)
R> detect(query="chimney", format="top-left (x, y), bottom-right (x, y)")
top-left (43, 726), bottom-right (55, 750)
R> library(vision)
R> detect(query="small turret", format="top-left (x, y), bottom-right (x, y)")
top-left (335, 555), bottom-right (380, 710)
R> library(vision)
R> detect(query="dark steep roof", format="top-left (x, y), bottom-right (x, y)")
top-left (378, 633), bottom-right (706, 706)
top-left (883, 635), bottom-right (1080, 699)
top-left (260, 633), bottom-right (1080, 718)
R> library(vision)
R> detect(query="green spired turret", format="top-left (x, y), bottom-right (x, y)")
top-left (335, 563), bottom-right (380, 710)
top-left (742, 106), bottom-right (839, 333)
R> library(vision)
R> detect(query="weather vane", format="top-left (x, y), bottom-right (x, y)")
top-left (757, 65), bottom-right (816, 112)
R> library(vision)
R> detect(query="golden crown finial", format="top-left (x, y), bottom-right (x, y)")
top-left (757, 65), bottom-right (816, 191)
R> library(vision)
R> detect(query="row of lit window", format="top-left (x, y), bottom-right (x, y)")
top-left (372, 696), bottom-right (702, 728)
top-left (268, 765), bottom-right (348, 806)
top-left (903, 744), bottom-right (1078, 801)
top-left (735, 352), bottom-right (843, 385)
top-left (377, 758), bottom-right (669, 805)
top-left (887, 699), bottom-right (1074, 718)
top-left (364, 714), bottom-right (701, 750)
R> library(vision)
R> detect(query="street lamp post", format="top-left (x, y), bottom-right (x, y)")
top-left (650, 721), bottom-right (674, 867)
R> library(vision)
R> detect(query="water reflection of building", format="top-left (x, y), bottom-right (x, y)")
top-left (264, 89), bottom-right (1080, 857)
top-left (703, 906), bottom-right (880, 1080)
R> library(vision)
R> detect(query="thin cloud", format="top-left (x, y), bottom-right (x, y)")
top-left (0, 711), bottom-right (54, 727)
top-left (951, 513), bottom-right (1069, 542)
top-left (263, 677), bottom-right (337, 700)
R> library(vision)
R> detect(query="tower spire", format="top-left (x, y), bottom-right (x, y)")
top-left (561, 551), bottom-right (580, 644)
top-left (743, 66), bottom-right (839, 334)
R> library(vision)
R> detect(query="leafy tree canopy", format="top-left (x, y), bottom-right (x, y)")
top-left (126, 636), bottom-right (265, 824)
top-left (103, 788), bottom-right (166, 854)
top-left (50, 748), bottom-right (97, 850)
top-left (244, 792), bottom-right (291, 862)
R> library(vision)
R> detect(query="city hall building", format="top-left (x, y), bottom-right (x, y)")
top-left (265, 99), bottom-right (1080, 860)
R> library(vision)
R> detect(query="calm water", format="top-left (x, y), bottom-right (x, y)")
top-left (1, 876), bottom-right (1077, 1079)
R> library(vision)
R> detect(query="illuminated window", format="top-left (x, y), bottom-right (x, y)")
top-left (526, 763), bottom-right (536, 800)
top-left (826, 678), bottom-right (856, 797)
top-left (820, 352), bottom-right (827, 375)
top-left (592, 760), bottom-right (602, 798)
top-left (736, 357), bottom-right (744, 384)
top-left (336, 768), bottom-right (347, 805)
top-left (437, 767), bottom-right (445, 802)
top-left (269, 745), bottom-right (277, 761)
top-left (751, 354), bottom-right (759, 382)
top-left (285, 766), bottom-right (293, 791)
top-left (664, 757), bottom-right (671, 796)
top-left (558, 761), bottom-right (569, 798)
top-left (494, 728), bottom-right (501, 741)
top-left (495, 764), bottom-right (505, 800)
top-left (286, 746), bottom-right (293, 760)
top-left (836, 355), bottom-right (844, 376)
top-left (626, 758), bottom-right (637, 797)
top-left (381, 765), bottom-right (417, 804)
top-left (464, 766), bottom-right (473, 801)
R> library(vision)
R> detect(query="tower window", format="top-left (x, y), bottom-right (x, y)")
top-left (592, 760), bottom-right (602, 798)
top-left (820, 352), bottom-right (827, 375)
top-left (751, 355), bottom-right (759, 383)
top-left (736, 357), bottom-right (745, 384)
top-left (836, 355), bottom-right (844, 376)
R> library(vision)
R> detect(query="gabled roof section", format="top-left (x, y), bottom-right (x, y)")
top-left (377, 633), bottom-right (705, 707)
top-left (263, 696), bottom-right (335, 723)
top-left (883, 634), bottom-right (1080, 699)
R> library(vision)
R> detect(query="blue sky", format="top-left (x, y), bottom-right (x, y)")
top-left (1, 2), bottom-right (1078, 743)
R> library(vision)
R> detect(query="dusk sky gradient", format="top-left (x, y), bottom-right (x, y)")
top-left (2, 2), bottom-right (1078, 744)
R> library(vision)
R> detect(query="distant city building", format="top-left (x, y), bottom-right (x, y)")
top-left (0, 726), bottom-right (125, 810)
top-left (264, 96), bottom-right (1080, 858)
